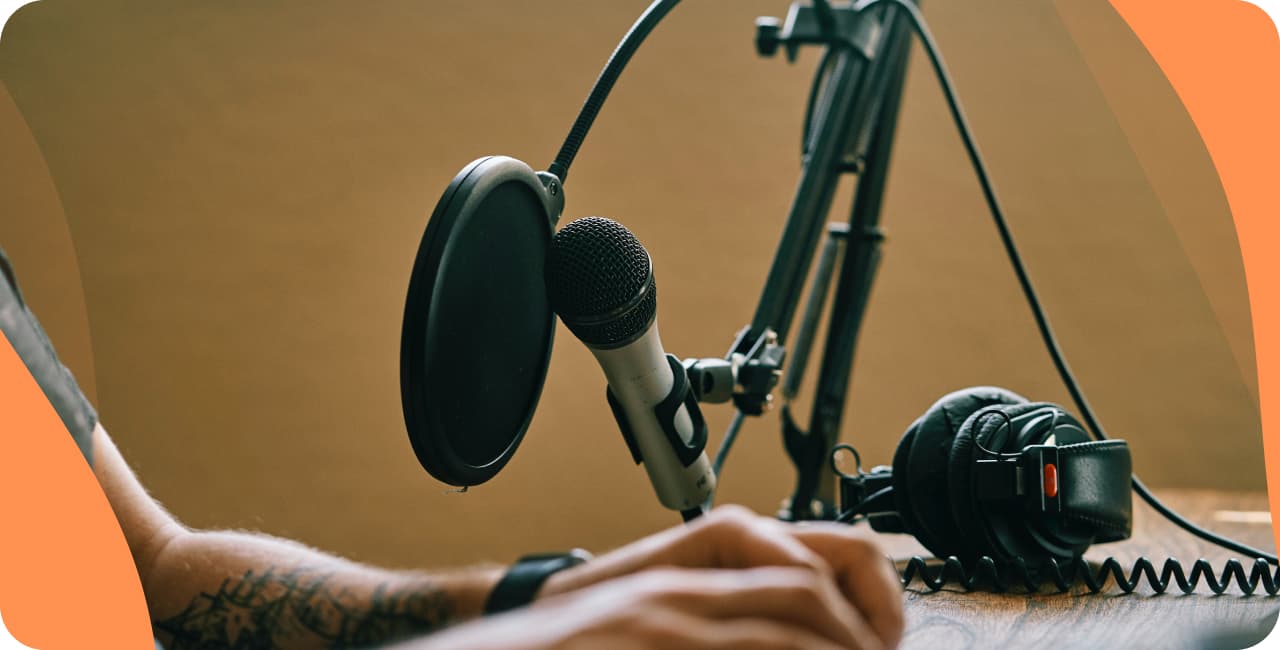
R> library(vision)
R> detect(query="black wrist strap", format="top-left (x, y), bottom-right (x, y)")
top-left (483, 550), bottom-right (591, 615)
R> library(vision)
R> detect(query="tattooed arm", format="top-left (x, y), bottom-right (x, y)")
top-left (94, 421), bottom-right (904, 650)
top-left (92, 424), bottom-right (503, 649)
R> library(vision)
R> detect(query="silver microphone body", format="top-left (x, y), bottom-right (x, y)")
top-left (590, 324), bottom-right (715, 511)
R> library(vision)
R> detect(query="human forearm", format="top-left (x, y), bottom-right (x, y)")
top-left (89, 424), bottom-right (903, 650)
top-left (145, 527), bottom-right (502, 649)
top-left (91, 425), bottom-right (502, 648)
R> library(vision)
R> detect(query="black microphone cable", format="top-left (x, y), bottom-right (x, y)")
top-left (702, 409), bottom-right (747, 509)
top-left (854, 0), bottom-right (1276, 564)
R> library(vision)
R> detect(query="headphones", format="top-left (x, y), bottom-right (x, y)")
top-left (840, 386), bottom-right (1133, 566)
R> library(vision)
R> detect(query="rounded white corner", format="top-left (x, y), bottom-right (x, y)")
top-left (0, 1), bottom-right (41, 44)
top-left (1240, 0), bottom-right (1280, 39)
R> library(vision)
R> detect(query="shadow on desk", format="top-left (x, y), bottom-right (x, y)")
top-left (870, 490), bottom-right (1279, 649)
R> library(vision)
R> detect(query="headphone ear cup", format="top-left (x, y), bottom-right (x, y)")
top-left (947, 401), bottom-right (1062, 561)
top-left (890, 423), bottom-right (932, 550)
top-left (891, 387), bottom-right (1027, 560)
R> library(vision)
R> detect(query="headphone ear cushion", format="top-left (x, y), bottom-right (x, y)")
top-left (890, 424), bottom-right (929, 549)
top-left (947, 400), bottom-right (1060, 560)
top-left (891, 386), bottom-right (1027, 559)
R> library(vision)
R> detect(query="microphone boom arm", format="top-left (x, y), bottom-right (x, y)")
top-left (727, 1), bottom-right (916, 519)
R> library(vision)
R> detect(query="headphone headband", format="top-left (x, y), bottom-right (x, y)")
top-left (971, 439), bottom-right (1132, 543)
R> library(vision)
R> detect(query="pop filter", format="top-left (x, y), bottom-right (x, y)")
top-left (401, 156), bottom-right (564, 486)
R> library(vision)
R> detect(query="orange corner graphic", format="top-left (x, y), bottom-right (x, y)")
top-left (1103, 0), bottom-right (1280, 547)
top-left (0, 334), bottom-right (151, 648)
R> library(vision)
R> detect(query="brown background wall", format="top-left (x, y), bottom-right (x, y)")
top-left (0, 0), bottom-right (1263, 570)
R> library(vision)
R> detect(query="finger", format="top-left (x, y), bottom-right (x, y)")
top-left (652, 566), bottom-right (884, 650)
top-left (792, 525), bottom-right (906, 649)
top-left (649, 609), bottom-right (848, 650)
top-left (543, 505), bottom-right (833, 598)
top-left (691, 505), bottom-right (835, 576)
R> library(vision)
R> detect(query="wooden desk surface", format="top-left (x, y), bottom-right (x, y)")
top-left (870, 489), bottom-right (1278, 649)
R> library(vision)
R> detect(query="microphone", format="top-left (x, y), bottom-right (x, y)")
top-left (545, 217), bottom-right (716, 519)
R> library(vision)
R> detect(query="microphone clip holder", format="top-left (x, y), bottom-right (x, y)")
top-left (606, 354), bottom-right (710, 468)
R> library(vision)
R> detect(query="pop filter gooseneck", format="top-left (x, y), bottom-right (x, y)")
top-left (547, 0), bottom-right (683, 184)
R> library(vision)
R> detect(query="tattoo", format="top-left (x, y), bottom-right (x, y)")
top-left (154, 567), bottom-right (452, 649)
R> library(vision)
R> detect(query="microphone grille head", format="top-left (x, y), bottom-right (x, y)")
top-left (545, 217), bottom-right (657, 348)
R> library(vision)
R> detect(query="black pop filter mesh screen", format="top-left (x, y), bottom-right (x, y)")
top-left (428, 181), bottom-right (552, 465)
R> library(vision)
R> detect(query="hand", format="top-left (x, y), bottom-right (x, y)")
top-left (416, 565), bottom-right (891, 650)
top-left (539, 505), bottom-right (904, 648)
top-left (396, 505), bottom-right (904, 649)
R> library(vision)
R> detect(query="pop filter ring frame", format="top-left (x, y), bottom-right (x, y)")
top-left (401, 155), bottom-right (564, 487)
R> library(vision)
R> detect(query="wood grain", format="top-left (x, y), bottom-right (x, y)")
top-left (869, 489), bottom-right (1279, 649)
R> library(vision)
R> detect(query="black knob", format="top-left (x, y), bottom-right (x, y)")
top-left (755, 16), bottom-right (782, 57)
